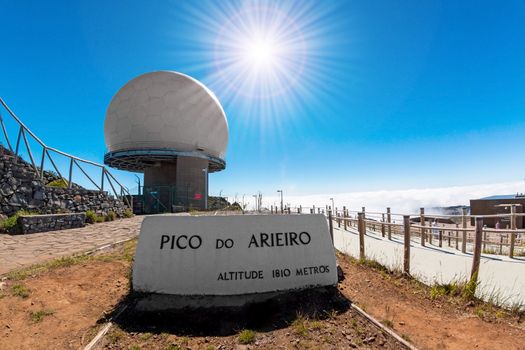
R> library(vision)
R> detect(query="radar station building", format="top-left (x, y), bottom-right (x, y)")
top-left (104, 71), bottom-right (228, 213)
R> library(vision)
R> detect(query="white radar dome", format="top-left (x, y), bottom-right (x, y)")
top-left (104, 71), bottom-right (228, 161)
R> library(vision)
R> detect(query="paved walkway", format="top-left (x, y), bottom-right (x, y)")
top-left (334, 226), bottom-right (525, 307)
top-left (0, 216), bottom-right (144, 275)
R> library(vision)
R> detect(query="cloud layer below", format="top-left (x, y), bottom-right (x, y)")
top-left (262, 181), bottom-right (525, 214)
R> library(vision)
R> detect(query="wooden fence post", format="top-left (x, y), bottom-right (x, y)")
top-left (328, 209), bottom-right (334, 244)
top-left (462, 207), bottom-right (468, 253)
top-left (471, 217), bottom-right (483, 283)
top-left (509, 204), bottom-right (516, 258)
top-left (420, 208), bottom-right (425, 246)
top-left (403, 215), bottom-right (411, 275)
top-left (358, 212), bottom-right (365, 260)
top-left (381, 213), bottom-right (386, 237)
top-left (455, 224), bottom-right (459, 249)
top-left (343, 206), bottom-right (347, 230)
top-left (387, 207), bottom-right (392, 240)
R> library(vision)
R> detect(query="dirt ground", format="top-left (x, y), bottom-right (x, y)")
top-left (101, 287), bottom-right (403, 350)
top-left (0, 241), bottom-right (523, 350)
top-left (336, 254), bottom-right (525, 350)
top-left (0, 247), bottom-right (131, 350)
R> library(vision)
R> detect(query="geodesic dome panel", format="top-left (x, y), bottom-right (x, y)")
top-left (104, 71), bottom-right (228, 161)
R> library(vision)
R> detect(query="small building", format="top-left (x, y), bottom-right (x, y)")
top-left (469, 194), bottom-right (525, 228)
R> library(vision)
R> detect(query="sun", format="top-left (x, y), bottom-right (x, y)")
top-left (245, 39), bottom-right (276, 67)
top-left (213, 4), bottom-right (307, 99)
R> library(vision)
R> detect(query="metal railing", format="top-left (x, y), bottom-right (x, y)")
top-left (0, 97), bottom-right (132, 209)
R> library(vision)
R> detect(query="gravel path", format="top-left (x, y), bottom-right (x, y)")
top-left (0, 216), bottom-right (144, 275)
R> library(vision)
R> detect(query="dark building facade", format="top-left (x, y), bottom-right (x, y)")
top-left (469, 195), bottom-right (525, 228)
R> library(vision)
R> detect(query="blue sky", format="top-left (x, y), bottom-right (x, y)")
top-left (1, 0), bottom-right (524, 208)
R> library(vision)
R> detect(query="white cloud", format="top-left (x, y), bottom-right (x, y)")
top-left (261, 181), bottom-right (525, 214)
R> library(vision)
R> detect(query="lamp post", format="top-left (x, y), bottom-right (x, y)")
top-left (277, 190), bottom-right (283, 214)
top-left (134, 174), bottom-right (141, 196)
top-left (201, 168), bottom-right (208, 210)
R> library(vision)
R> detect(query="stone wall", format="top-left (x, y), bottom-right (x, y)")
top-left (0, 145), bottom-right (128, 218)
top-left (18, 213), bottom-right (86, 234)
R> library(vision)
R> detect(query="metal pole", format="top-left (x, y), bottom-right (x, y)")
top-left (101, 168), bottom-right (105, 192)
top-left (68, 158), bottom-right (74, 189)
top-left (328, 209), bottom-right (334, 244)
top-left (202, 168), bottom-right (208, 210)
top-left (462, 207), bottom-right (468, 253)
top-left (39, 147), bottom-right (46, 180)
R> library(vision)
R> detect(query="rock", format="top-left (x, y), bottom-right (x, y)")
top-left (0, 183), bottom-right (14, 196)
top-left (364, 336), bottom-right (376, 344)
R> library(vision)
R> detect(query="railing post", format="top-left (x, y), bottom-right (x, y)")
top-left (328, 209), bottom-right (334, 244)
top-left (509, 204), bottom-right (516, 258)
top-left (358, 212), bottom-right (365, 260)
top-left (403, 215), bottom-right (411, 275)
top-left (68, 158), bottom-right (73, 189)
top-left (14, 126), bottom-right (23, 156)
top-left (455, 224), bottom-right (459, 249)
top-left (439, 225), bottom-right (443, 247)
top-left (387, 207), bottom-right (392, 240)
top-left (101, 168), bottom-right (105, 192)
top-left (482, 226), bottom-right (487, 252)
top-left (461, 207), bottom-right (468, 253)
top-left (39, 147), bottom-right (46, 180)
top-left (471, 217), bottom-right (483, 283)
top-left (381, 213), bottom-right (385, 237)
top-left (343, 206), bottom-right (347, 230)
top-left (420, 207), bottom-right (425, 246)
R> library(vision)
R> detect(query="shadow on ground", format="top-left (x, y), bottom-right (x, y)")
top-left (109, 287), bottom-right (351, 337)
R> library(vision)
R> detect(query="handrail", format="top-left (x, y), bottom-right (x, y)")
top-left (0, 97), bottom-right (132, 209)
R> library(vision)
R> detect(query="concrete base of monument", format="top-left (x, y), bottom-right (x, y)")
top-left (134, 286), bottom-right (338, 311)
top-left (112, 287), bottom-right (351, 338)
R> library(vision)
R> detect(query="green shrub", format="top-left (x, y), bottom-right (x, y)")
top-left (29, 309), bottom-right (54, 322)
top-left (85, 210), bottom-right (105, 224)
top-left (85, 210), bottom-right (96, 224)
top-left (1, 210), bottom-right (36, 232)
top-left (47, 178), bottom-right (68, 188)
top-left (105, 211), bottom-right (117, 222)
top-left (123, 208), bottom-right (134, 218)
top-left (1, 214), bottom-right (19, 231)
top-left (238, 329), bottom-right (256, 344)
top-left (11, 283), bottom-right (30, 298)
